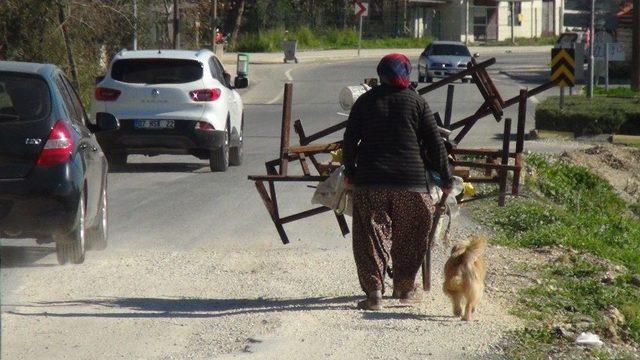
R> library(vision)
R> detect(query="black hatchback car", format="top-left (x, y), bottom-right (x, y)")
top-left (0, 61), bottom-right (116, 265)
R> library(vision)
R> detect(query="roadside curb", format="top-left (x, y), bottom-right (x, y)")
top-left (221, 46), bottom-right (553, 65)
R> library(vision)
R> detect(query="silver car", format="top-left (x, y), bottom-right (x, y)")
top-left (418, 41), bottom-right (478, 83)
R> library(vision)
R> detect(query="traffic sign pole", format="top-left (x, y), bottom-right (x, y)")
top-left (358, 14), bottom-right (363, 56)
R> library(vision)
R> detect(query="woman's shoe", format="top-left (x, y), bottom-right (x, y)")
top-left (392, 288), bottom-right (423, 304)
top-left (357, 290), bottom-right (383, 310)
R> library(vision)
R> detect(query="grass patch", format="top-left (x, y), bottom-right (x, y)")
top-left (470, 154), bottom-right (640, 356)
top-left (535, 95), bottom-right (640, 136)
top-left (235, 26), bottom-right (431, 52)
top-left (586, 86), bottom-right (640, 99)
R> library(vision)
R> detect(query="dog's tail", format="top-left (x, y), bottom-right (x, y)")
top-left (462, 235), bottom-right (487, 278)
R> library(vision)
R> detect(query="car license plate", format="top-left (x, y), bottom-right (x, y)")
top-left (134, 119), bottom-right (175, 129)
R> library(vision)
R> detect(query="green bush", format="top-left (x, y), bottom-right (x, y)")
top-left (235, 27), bottom-right (432, 52)
top-left (535, 95), bottom-right (640, 136)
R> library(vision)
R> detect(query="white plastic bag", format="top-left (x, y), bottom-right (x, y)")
top-left (311, 166), bottom-right (352, 216)
top-left (428, 175), bottom-right (464, 244)
top-left (575, 332), bottom-right (603, 346)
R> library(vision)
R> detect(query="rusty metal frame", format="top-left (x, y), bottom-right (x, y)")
top-left (247, 83), bottom-right (350, 244)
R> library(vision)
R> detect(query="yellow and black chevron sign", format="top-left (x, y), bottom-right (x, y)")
top-left (551, 48), bottom-right (575, 87)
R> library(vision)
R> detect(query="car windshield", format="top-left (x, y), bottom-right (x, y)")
top-left (111, 59), bottom-right (203, 84)
top-left (430, 44), bottom-right (471, 57)
top-left (0, 72), bottom-right (51, 123)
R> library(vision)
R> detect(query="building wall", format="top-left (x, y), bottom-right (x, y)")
top-left (496, 0), bottom-right (562, 41)
top-left (440, 0), bottom-right (466, 42)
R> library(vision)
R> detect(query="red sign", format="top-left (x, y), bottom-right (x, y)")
top-left (355, 1), bottom-right (367, 17)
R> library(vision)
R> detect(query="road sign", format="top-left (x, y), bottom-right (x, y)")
top-left (594, 43), bottom-right (626, 61)
top-left (354, 1), bottom-right (368, 17)
top-left (551, 48), bottom-right (576, 87)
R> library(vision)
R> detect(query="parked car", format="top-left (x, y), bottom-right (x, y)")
top-left (0, 61), bottom-right (115, 264)
top-left (91, 49), bottom-right (247, 172)
top-left (417, 41), bottom-right (479, 83)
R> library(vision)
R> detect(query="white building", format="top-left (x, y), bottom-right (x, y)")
top-left (433, 0), bottom-right (565, 43)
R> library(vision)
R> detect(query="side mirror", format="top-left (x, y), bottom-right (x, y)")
top-left (234, 76), bottom-right (249, 89)
top-left (95, 113), bottom-right (119, 131)
top-left (95, 75), bottom-right (105, 84)
top-left (473, 53), bottom-right (480, 58)
top-left (223, 72), bottom-right (232, 87)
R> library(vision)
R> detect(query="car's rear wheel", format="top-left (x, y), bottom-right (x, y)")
top-left (87, 182), bottom-right (108, 251)
top-left (229, 116), bottom-right (244, 166)
top-left (462, 78), bottom-right (470, 83)
top-left (210, 128), bottom-right (229, 172)
top-left (426, 76), bottom-right (433, 83)
top-left (55, 193), bottom-right (86, 265)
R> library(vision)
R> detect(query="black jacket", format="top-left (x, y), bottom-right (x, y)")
top-left (342, 84), bottom-right (451, 191)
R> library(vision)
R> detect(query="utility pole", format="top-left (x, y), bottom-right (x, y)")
top-left (210, 0), bottom-right (217, 51)
top-left (173, 0), bottom-right (180, 49)
top-left (132, 0), bottom-right (138, 50)
top-left (632, 0), bottom-right (640, 91)
top-left (588, 0), bottom-right (595, 98)
top-left (510, 2), bottom-right (515, 45)
top-left (358, 13), bottom-right (363, 56)
top-left (465, 0), bottom-right (469, 45)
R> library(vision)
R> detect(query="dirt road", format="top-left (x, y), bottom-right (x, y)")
top-left (1, 212), bottom-right (533, 360)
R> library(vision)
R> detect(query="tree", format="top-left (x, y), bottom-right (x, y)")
top-left (57, 1), bottom-right (79, 89)
top-left (633, 0), bottom-right (639, 91)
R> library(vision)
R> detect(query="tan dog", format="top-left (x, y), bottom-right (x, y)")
top-left (443, 236), bottom-right (487, 321)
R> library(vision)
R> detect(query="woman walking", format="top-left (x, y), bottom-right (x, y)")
top-left (342, 53), bottom-right (451, 310)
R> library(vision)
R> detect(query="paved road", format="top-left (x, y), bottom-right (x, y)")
top-left (1, 50), bottom-right (553, 285)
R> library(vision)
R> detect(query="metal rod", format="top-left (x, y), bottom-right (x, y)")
top-left (279, 83), bottom-right (293, 175)
top-left (304, 121), bottom-right (347, 144)
top-left (498, 118), bottom-right (512, 206)
top-left (444, 84), bottom-right (455, 128)
top-left (515, 89), bottom-right (527, 154)
top-left (453, 161), bottom-right (519, 172)
top-left (449, 80), bottom-right (555, 131)
top-left (418, 58), bottom-right (496, 95)
top-left (280, 206), bottom-right (333, 224)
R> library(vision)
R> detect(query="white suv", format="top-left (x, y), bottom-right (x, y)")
top-left (91, 49), bottom-right (246, 172)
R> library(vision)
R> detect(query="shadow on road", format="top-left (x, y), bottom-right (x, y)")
top-left (109, 162), bottom-right (210, 174)
top-left (6, 296), bottom-right (360, 319)
top-left (1, 245), bottom-right (57, 268)
top-left (492, 133), bottom-right (537, 141)
top-left (498, 70), bottom-right (548, 84)
top-left (5, 295), bottom-right (445, 322)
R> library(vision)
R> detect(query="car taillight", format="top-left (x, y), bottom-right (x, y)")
top-left (95, 87), bottom-right (121, 101)
top-left (189, 88), bottom-right (221, 102)
top-left (195, 121), bottom-right (215, 131)
top-left (36, 120), bottom-right (74, 167)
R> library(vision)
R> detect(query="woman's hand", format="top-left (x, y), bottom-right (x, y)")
top-left (440, 185), bottom-right (452, 195)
